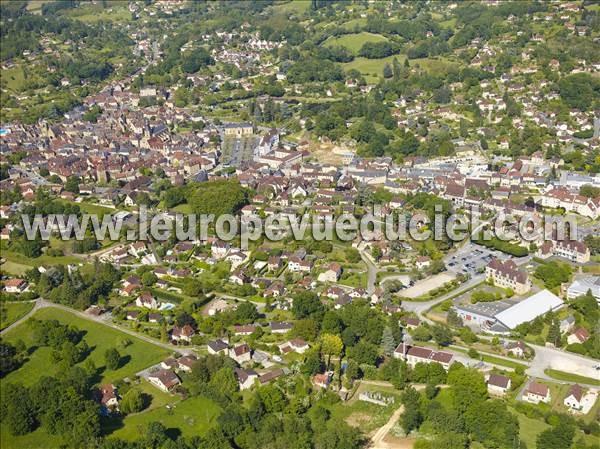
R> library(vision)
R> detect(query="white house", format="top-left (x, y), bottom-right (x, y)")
top-left (564, 384), bottom-right (585, 411)
top-left (524, 382), bottom-right (551, 404)
top-left (487, 374), bottom-right (511, 395)
top-left (229, 343), bottom-right (252, 364)
top-left (317, 263), bottom-right (342, 283)
top-left (148, 369), bottom-right (181, 392)
top-left (235, 367), bottom-right (258, 390)
top-left (136, 291), bottom-right (158, 309)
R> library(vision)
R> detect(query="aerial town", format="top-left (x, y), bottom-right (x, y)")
top-left (0, 2), bottom-right (599, 449)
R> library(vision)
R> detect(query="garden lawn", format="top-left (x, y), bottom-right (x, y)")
top-left (2, 307), bottom-right (170, 386)
top-left (544, 369), bottom-right (600, 387)
top-left (109, 395), bottom-right (221, 441)
top-left (0, 301), bottom-right (34, 330)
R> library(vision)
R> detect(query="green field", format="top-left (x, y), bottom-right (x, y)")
top-left (0, 424), bottom-right (63, 449)
top-left (342, 55), bottom-right (452, 83)
top-left (0, 301), bottom-right (35, 330)
top-left (272, 0), bottom-right (311, 15)
top-left (2, 307), bottom-right (170, 386)
top-left (544, 369), bottom-right (600, 386)
top-left (322, 32), bottom-right (388, 54)
top-left (65, 2), bottom-right (133, 23)
top-left (342, 55), bottom-right (405, 82)
top-left (1, 250), bottom-right (82, 268)
top-left (512, 408), bottom-right (550, 449)
top-left (0, 259), bottom-right (31, 276)
top-left (109, 394), bottom-right (221, 441)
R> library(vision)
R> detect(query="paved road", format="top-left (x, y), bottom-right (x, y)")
top-left (1, 299), bottom-right (192, 355)
top-left (526, 342), bottom-right (600, 385)
top-left (0, 300), bottom-right (42, 335)
top-left (477, 335), bottom-right (600, 386)
top-left (360, 248), bottom-right (380, 294)
top-left (401, 274), bottom-right (485, 321)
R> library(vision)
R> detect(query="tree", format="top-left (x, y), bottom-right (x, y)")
top-left (210, 367), bottom-right (238, 397)
top-left (292, 291), bottom-right (324, 319)
top-left (431, 325), bottom-right (453, 346)
top-left (1, 383), bottom-right (35, 436)
top-left (258, 384), bottom-right (287, 413)
top-left (301, 349), bottom-right (323, 376)
top-left (235, 302), bottom-right (259, 323)
top-left (559, 73), bottom-right (597, 111)
top-left (465, 400), bottom-right (519, 449)
top-left (547, 319), bottom-right (561, 347)
top-left (120, 388), bottom-right (146, 414)
top-left (536, 423), bottom-right (575, 449)
top-left (320, 333), bottom-right (343, 369)
top-left (141, 272), bottom-right (157, 287)
top-left (292, 319), bottom-right (318, 341)
top-left (104, 348), bottom-right (120, 370)
top-left (381, 326), bottom-right (396, 356)
top-left (383, 63), bottom-right (393, 78)
top-left (347, 340), bottom-right (379, 366)
top-left (64, 175), bottom-right (80, 194)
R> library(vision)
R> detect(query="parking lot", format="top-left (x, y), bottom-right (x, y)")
top-left (220, 136), bottom-right (259, 167)
top-left (446, 243), bottom-right (511, 276)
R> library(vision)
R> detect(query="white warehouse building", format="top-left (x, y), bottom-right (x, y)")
top-left (567, 277), bottom-right (600, 304)
top-left (454, 289), bottom-right (564, 334)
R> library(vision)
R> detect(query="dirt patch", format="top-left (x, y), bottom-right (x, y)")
top-left (309, 140), bottom-right (354, 165)
top-left (383, 434), bottom-right (416, 449)
top-left (345, 412), bottom-right (372, 427)
top-left (400, 272), bottom-right (456, 298)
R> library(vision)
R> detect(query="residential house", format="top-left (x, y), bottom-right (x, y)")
top-left (98, 384), bottom-right (119, 412)
top-left (235, 367), bottom-right (258, 390)
top-left (136, 291), bottom-right (159, 309)
top-left (317, 263), bottom-right (342, 283)
top-left (279, 339), bottom-right (310, 354)
top-left (507, 341), bottom-right (527, 358)
top-left (559, 316), bottom-right (576, 334)
top-left (270, 321), bottom-right (293, 334)
top-left (259, 368), bottom-right (286, 385)
top-left (487, 374), bottom-right (511, 395)
top-left (148, 369), bottom-right (181, 392)
top-left (567, 327), bottom-right (590, 345)
top-left (230, 343), bottom-right (252, 364)
top-left (234, 324), bottom-right (258, 336)
top-left (207, 339), bottom-right (229, 355)
top-left (177, 355), bottom-right (198, 373)
top-left (415, 256), bottom-right (431, 270)
top-left (524, 382), bottom-right (551, 404)
top-left (312, 371), bottom-right (334, 389)
top-left (171, 324), bottom-right (195, 343)
top-left (399, 345), bottom-right (454, 370)
top-left (126, 310), bottom-right (140, 321)
top-left (564, 384), bottom-right (585, 412)
top-left (4, 278), bottom-right (28, 293)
